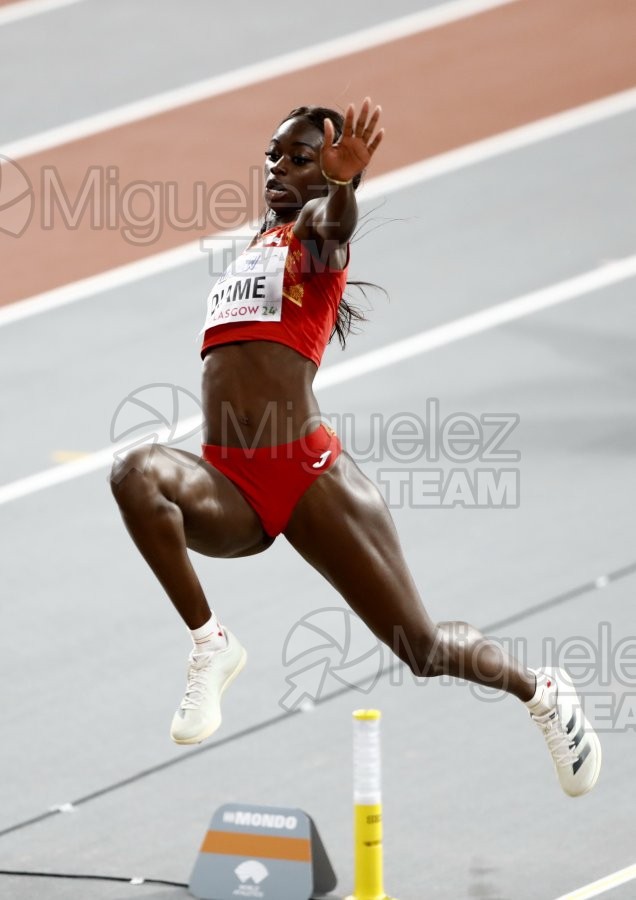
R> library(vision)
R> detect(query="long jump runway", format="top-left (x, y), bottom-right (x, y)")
top-left (1, 1), bottom-right (635, 898)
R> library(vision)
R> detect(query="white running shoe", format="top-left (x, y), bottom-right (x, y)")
top-left (170, 629), bottom-right (246, 745)
top-left (530, 667), bottom-right (602, 797)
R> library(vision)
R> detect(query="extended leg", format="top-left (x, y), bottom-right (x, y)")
top-left (284, 453), bottom-right (535, 700)
top-left (285, 453), bottom-right (603, 796)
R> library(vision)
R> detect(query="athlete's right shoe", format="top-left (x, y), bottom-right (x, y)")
top-left (530, 666), bottom-right (602, 797)
top-left (170, 629), bottom-right (246, 745)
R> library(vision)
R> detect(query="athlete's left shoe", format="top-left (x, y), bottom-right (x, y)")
top-left (170, 629), bottom-right (246, 745)
top-left (530, 667), bottom-right (602, 797)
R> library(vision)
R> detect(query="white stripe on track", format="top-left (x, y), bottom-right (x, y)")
top-left (554, 863), bottom-right (636, 899)
top-left (365, 88), bottom-right (636, 199)
top-left (1, 254), bottom-right (635, 507)
top-left (0, 0), bottom-right (518, 159)
top-left (0, 0), bottom-right (85, 27)
top-left (313, 256), bottom-right (636, 389)
top-left (1, 86), bottom-right (635, 330)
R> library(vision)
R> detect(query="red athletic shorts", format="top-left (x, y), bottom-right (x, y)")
top-left (201, 423), bottom-right (342, 538)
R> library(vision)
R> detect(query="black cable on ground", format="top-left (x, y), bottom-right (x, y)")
top-left (0, 869), bottom-right (187, 887)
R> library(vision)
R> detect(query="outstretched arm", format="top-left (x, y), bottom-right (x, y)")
top-left (295, 98), bottom-right (384, 248)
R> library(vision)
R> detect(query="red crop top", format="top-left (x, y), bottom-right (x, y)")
top-left (200, 222), bottom-right (349, 367)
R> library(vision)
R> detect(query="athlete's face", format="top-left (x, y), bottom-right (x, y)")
top-left (264, 118), bottom-right (328, 216)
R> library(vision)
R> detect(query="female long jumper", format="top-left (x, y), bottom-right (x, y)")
top-left (111, 99), bottom-right (601, 798)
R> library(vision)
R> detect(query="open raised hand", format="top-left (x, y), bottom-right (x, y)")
top-left (321, 97), bottom-right (384, 184)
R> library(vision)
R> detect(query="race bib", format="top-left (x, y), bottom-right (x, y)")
top-left (200, 245), bottom-right (288, 332)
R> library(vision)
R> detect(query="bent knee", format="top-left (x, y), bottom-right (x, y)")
top-left (110, 445), bottom-right (161, 500)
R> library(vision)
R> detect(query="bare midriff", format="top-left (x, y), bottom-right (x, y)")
top-left (201, 341), bottom-right (321, 448)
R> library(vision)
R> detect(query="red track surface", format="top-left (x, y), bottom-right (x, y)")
top-left (1, 0), bottom-right (636, 305)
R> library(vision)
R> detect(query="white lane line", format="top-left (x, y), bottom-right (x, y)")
top-left (1, 253), bottom-right (635, 507)
top-left (554, 863), bottom-right (636, 899)
top-left (0, 240), bottom-right (208, 328)
top-left (0, 0), bottom-right (84, 27)
top-left (0, 0), bottom-right (519, 160)
top-left (1, 86), bottom-right (635, 330)
top-left (314, 256), bottom-right (636, 389)
top-left (365, 87), bottom-right (636, 198)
